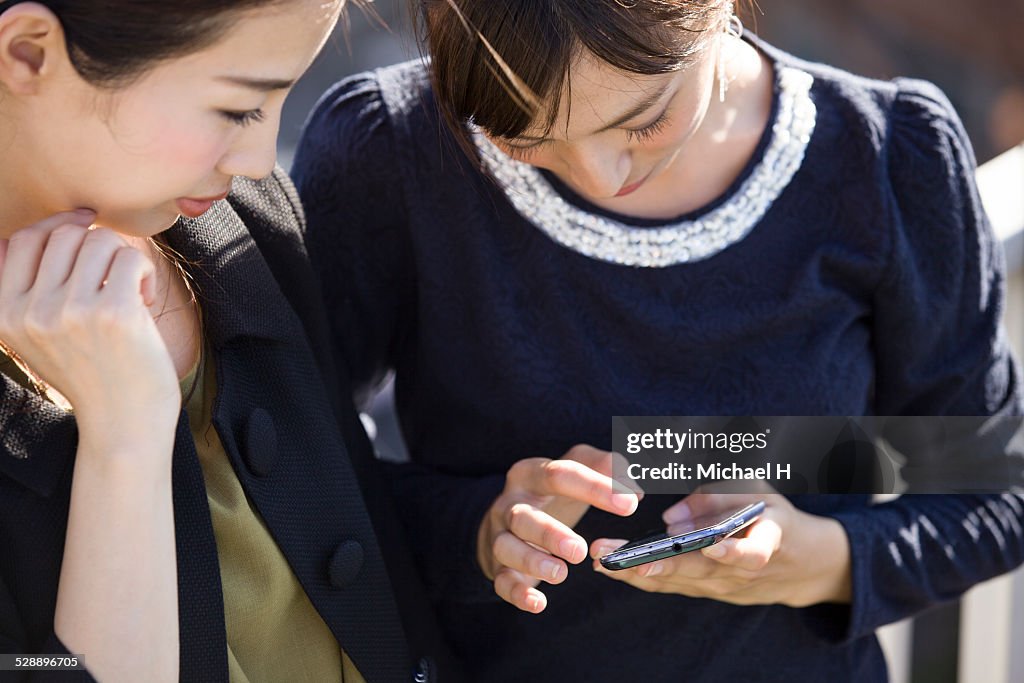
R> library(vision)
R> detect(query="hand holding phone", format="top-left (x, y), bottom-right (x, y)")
top-left (599, 501), bottom-right (765, 570)
top-left (592, 489), bottom-right (853, 608)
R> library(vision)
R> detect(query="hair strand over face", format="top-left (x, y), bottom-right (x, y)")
top-left (416, 0), bottom-right (737, 161)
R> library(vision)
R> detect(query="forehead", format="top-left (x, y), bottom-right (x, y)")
top-left (150, 0), bottom-right (343, 81)
top-left (524, 50), bottom-right (677, 139)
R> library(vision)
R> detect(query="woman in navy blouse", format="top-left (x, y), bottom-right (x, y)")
top-left (293, 0), bottom-right (1024, 680)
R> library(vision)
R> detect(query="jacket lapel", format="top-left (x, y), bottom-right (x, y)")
top-left (166, 202), bottom-right (412, 683)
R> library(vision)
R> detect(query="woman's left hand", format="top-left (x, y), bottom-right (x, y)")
top-left (590, 485), bottom-right (852, 607)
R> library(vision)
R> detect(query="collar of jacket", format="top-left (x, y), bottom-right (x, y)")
top-left (163, 195), bottom-right (296, 348)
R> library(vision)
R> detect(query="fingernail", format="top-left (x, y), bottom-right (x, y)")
top-left (541, 560), bottom-right (561, 581)
top-left (663, 502), bottom-right (691, 524)
top-left (611, 492), bottom-right (638, 514)
top-left (703, 544), bottom-right (726, 559)
top-left (560, 539), bottom-right (583, 563)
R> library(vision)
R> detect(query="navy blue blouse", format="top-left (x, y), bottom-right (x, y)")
top-left (293, 36), bottom-right (1024, 682)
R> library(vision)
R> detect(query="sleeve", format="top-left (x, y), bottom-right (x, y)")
top-left (818, 78), bottom-right (1024, 642)
top-left (0, 574), bottom-right (96, 682)
top-left (292, 72), bottom-right (504, 603)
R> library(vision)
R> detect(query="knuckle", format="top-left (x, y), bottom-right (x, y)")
top-left (505, 461), bottom-right (527, 484)
top-left (542, 460), bottom-right (572, 488)
top-left (93, 301), bottom-right (135, 333)
top-left (505, 503), bottom-right (529, 533)
top-left (712, 580), bottom-right (740, 597)
top-left (81, 227), bottom-right (126, 254)
top-left (84, 226), bottom-right (119, 242)
top-left (59, 300), bottom-right (91, 331)
top-left (49, 224), bottom-right (85, 241)
top-left (696, 561), bottom-right (718, 580)
top-left (507, 459), bottom-right (535, 483)
top-left (113, 245), bottom-right (145, 267)
top-left (541, 525), bottom-right (563, 553)
top-left (490, 534), bottom-right (509, 564)
top-left (565, 444), bottom-right (590, 460)
top-left (6, 230), bottom-right (35, 248)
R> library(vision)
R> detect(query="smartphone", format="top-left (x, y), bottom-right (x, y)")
top-left (599, 501), bottom-right (766, 571)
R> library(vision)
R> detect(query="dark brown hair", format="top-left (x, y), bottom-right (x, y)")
top-left (0, 0), bottom-right (294, 86)
top-left (416, 0), bottom-right (736, 156)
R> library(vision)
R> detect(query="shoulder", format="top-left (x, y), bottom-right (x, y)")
top-left (754, 34), bottom-right (967, 164)
top-left (296, 59), bottom-right (436, 159)
top-left (291, 59), bottom-right (443, 225)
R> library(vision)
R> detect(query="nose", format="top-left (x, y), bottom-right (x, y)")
top-left (563, 143), bottom-right (630, 198)
top-left (216, 115), bottom-right (280, 181)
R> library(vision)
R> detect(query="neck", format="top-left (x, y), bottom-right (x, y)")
top-left (0, 131), bottom-right (66, 238)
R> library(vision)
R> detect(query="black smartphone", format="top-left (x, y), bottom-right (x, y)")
top-left (599, 501), bottom-right (766, 571)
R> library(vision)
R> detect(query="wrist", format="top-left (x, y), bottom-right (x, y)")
top-left (804, 514), bottom-right (853, 605)
top-left (76, 398), bottom-right (180, 436)
top-left (76, 410), bottom-right (179, 470)
top-left (779, 510), bottom-right (852, 607)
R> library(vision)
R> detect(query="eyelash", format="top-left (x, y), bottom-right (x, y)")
top-left (502, 105), bottom-right (672, 158)
top-left (504, 140), bottom-right (549, 161)
top-left (220, 109), bottom-right (266, 127)
top-left (625, 109), bottom-right (671, 144)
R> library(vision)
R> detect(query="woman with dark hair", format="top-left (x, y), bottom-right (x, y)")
top-left (294, 0), bottom-right (1024, 680)
top-left (0, 2), bottom-right (442, 682)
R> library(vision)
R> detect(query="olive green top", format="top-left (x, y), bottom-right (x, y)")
top-left (0, 346), bottom-right (364, 683)
top-left (182, 349), bottom-right (365, 683)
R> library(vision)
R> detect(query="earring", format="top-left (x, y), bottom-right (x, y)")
top-left (717, 10), bottom-right (744, 103)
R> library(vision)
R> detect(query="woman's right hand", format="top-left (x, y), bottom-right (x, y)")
top-left (477, 445), bottom-right (642, 613)
top-left (0, 211), bottom-right (180, 440)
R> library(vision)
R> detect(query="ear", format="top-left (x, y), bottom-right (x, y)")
top-left (0, 3), bottom-right (68, 96)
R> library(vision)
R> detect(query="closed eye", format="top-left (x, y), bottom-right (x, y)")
top-left (624, 106), bottom-right (672, 144)
top-left (498, 138), bottom-right (551, 160)
top-left (219, 109), bottom-right (266, 127)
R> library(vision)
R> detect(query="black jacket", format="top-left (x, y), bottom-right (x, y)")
top-left (0, 169), bottom-right (449, 683)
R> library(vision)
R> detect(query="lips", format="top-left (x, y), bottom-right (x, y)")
top-left (615, 172), bottom-right (652, 197)
top-left (175, 190), bottom-right (230, 218)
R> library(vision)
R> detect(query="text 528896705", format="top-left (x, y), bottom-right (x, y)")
top-left (1, 655), bottom-right (86, 671)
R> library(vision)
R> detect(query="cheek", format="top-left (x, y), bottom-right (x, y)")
top-left (114, 108), bottom-right (228, 172)
top-left (100, 91), bottom-right (229, 178)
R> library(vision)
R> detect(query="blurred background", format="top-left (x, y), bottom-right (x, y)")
top-left (278, 2), bottom-right (1024, 682)
top-left (277, 0), bottom-right (1024, 165)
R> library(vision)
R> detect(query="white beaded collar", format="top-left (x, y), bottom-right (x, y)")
top-left (472, 67), bottom-right (817, 268)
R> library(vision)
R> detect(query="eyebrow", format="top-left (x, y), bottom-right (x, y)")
top-left (216, 75), bottom-right (296, 92)
top-left (511, 81), bottom-right (673, 144)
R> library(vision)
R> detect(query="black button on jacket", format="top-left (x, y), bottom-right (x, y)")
top-left (0, 169), bottom-right (451, 683)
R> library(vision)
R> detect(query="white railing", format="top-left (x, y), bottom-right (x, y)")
top-left (961, 144), bottom-right (1024, 683)
top-left (879, 143), bottom-right (1024, 683)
